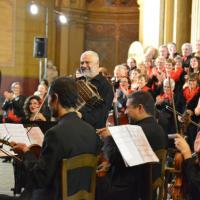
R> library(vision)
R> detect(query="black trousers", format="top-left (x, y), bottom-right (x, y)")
top-left (96, 175), bottom-right (141, 200)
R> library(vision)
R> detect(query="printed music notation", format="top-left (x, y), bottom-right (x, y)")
top-left (0, 123), bottom-right (44, 157)
top-left (25, 126), bottom-right (44, 147)
top-left (108, 125), bottom-right (159, 167)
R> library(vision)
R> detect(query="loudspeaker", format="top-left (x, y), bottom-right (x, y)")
top-left (33, 37), bottom-right (47, 58)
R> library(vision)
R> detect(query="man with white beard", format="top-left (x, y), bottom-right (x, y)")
top-left (79, 50), bottom-right (114, 129)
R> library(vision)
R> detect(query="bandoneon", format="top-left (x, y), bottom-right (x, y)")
top-left (76, 80), bottom-right (104, 109)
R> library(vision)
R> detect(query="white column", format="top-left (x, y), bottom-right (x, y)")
top-left (137, 0), bottom-right (165, 48)
top-left (191, 0), bottom-right (200, 45)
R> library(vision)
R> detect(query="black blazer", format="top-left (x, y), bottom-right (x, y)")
top-left (2, 95), bottom-right (26, 121)
top-left (22, 112), bottom-right (100, 200)
top-left (102, 117), bottom-right (167, 200)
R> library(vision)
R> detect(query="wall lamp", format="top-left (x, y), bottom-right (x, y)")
top-left (29, 1), bottom-right (68, 82)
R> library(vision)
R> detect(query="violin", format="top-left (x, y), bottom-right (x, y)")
top-left (107, 103), bottom-right (129, 126)
top-left (107, 88), bottom-right (129, 126)
top-left (166, 77), bottom-right (185, 200)
top-left (98, 82), bottom-right (130, 177)
top-left (171, 116), bottom-right (192, 200)
top-left (0, 138), bottom-right (41, 159)
top-left (167, 105), bottom-right (200, 199)
top-left (171, 149), bottom-right (184, 200)
top-left (96, 153), bottom-right (109, 177)
top-left (166, 105), bottom-right (200, 128)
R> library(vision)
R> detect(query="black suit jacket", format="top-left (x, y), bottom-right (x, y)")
top-left (21, 112), bottom-right (100, 200)
top-left (182, 158), bottom-right (200, 200)
top-left (102, 117), bottom-right (167, 200)
top-left (182, 54), bottom-right (192, 68)
top-left (2, 95), bottom-right (26, 121)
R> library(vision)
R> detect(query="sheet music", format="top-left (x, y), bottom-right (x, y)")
top-left (26, 127), bottom-right (44, 147)
top-left (0, 123), bottom-right (44, 157)
top-left (108, 125), bottom-right (159, 167)
top-left (0, 123), bottom-right (31, 145)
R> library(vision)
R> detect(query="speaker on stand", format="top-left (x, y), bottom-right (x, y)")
top-left (33, 37), bottom-right (48, 82)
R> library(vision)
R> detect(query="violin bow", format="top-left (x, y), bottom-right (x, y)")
top-left (0, 140), bottom-right (22, 162)
top-left (32, 90), bottom-right (49, 121)
top-left (26, 88), bottom-right (50, 137)
top-left (166, 105), bottom-right (200, 128)
top-left (168, 76), bottom-right (179, 133)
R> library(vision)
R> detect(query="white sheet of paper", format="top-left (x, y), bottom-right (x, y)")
top-left (0, 123), bottom-right (31, 145)
top-left (26, 126), bottom-right (44, 147)
top-left (0, 123), bottom-right (44, 157)
top-left (108, 125), bottom-right (159, 167)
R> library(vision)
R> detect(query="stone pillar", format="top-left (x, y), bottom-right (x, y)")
top-left (173, 0), bottom-right (192, 51)
top-left (137, 0), bottom-right (165, 48)
top-left (164, 0), bottom-right (174, 44)
top-left (158, 0), bottom-right (165, 45)
top-left (55, 0), bottom-right (87, 76)
top-left (191, 0), bottom-right (200, 45)
top-left (137, 0), bottom-right (144, 44)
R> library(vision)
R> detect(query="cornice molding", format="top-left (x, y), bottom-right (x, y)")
top-left (87, 11), bottom-right (139, 24)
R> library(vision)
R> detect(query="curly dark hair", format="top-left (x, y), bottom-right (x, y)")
top-left (23, 95), bottom-right (42, 118)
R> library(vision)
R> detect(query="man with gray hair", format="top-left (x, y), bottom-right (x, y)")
top-left (158, 45), bottom-right (169, 59)
top-left (79, 50), bottom-right (114, 129)
top-left (181, 42), bottom-right (193, 69)
top-left (80, 50), bottom-right (100, 79)
top-left (156, 77), bottom-right (186, 139)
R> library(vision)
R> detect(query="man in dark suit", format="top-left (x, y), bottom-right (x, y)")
top-left (97, 91), bottom-right (167, 200)
top-left (11, 77), bottom-right (100, 200)
top-left (79, 50), bottom-right (114, 129)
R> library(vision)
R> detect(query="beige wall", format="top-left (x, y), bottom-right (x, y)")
top-left (0, 0), bottom-right (53, 77)
top-left (85, 1), bottom-right (139, 73)
top-left (55, 0), bottom-right (86, 76)
top-left (0, 0), bottom-right (196, 95)
top-left (0, 0), bottom-right (56, 94)
top-left (0, 0), bottom-right (139, 92)
top-left (55, 0), bottom-right (139, 75)
top-left (0, 0), bottom-right (15, 68)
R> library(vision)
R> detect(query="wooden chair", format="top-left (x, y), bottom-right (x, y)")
top-left (152, 149), bottom-right (167, 200)
top-left (61, 154), bottom-right (97, 200)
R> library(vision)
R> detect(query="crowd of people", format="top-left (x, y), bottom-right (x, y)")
top-left (0, 40), bottom-right (200, 200)
top-left (98, 40), bottom-right (200, 200)
top-left (1, 80), bottom-right (50, 124)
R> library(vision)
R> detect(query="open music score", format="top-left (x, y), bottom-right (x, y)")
top-left (109, 125), bottom-right (159, 167)
top-left (25, 126), bottom-right (44, 147)
top-left (0, 123), bottom-right (44, 157)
